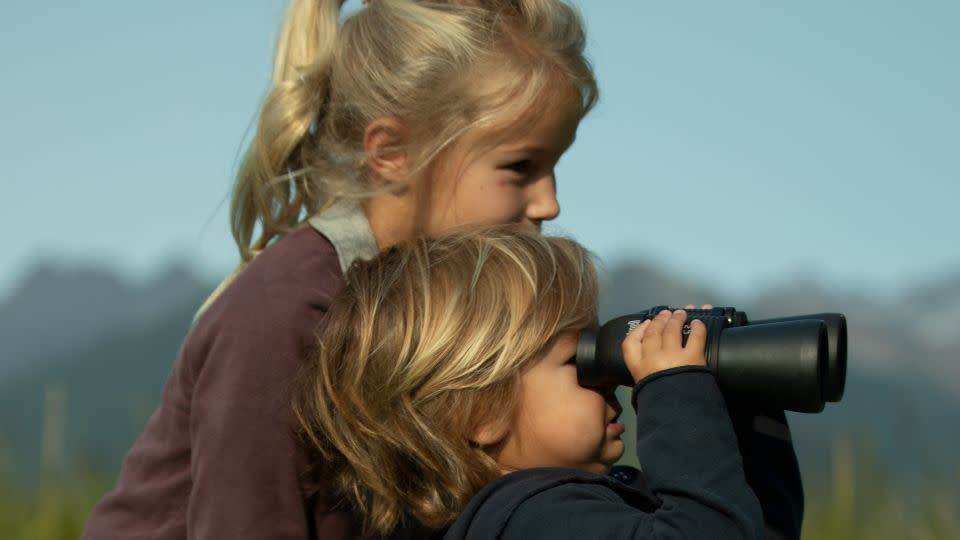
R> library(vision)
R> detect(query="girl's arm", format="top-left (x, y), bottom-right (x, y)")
top-left (81, 230), bottom-right (349, 540)
top-left (184, 296), bottom-right (322, 538)
top-left (182, 246), bottom-right (348, 538)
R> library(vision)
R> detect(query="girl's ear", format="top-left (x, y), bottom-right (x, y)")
top-left (364, 117), bottom-right (411, 183)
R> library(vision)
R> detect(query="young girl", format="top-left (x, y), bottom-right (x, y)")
top-left (293, 225), bottom-right (803, 539)
top-left (83, 1), bottom-right (596, 538)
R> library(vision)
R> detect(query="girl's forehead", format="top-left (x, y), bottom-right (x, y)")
top-left (467, 93), bottom-right (582, 155)
top-left (467, 62), bottom-right (585, 125)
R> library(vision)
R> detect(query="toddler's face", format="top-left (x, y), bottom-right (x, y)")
top-left (492, 332), bottom-right (625, 474)
top-left (421, 95), bottom-right (580, 232)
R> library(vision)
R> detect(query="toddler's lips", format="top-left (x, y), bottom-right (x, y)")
top-left (607, 421), bottom-right (625, 436)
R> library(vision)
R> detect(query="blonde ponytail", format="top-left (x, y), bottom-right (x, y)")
top-left (231, 0), bottom-right (342, 264)
top-left (195, 0), bottom-right (341, 319)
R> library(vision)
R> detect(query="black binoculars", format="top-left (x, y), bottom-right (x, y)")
top-left (575, 306), bottom-right (847, 413)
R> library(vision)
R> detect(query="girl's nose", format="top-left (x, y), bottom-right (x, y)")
top-left (526, 175), bottom-right (560, 224)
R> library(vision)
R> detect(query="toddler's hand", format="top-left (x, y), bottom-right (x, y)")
top-left (623, 309), bottom-right (707, 383)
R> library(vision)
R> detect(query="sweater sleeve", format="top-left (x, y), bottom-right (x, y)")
top-left (79, 228), bottom-right (359, 540)
top-left (183, 287), bottom-right (327, 539)
top-left (499, 367), bottom-right (764, 539)
top-left (727, 405), bottom-right (805, 540)
top-left (183, 259), bottom-right (352, 539)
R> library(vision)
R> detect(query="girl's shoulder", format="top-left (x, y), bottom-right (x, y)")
top-left (243, 225), bottom-right (344, 296)
top-left (197, 227), bottom-right (344, 334)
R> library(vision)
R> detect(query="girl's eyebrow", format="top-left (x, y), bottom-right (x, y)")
top-left (501, 136), bottom-right (577, 156)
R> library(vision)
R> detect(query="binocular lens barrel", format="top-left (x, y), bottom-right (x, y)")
top-left (749, 313), bottom-right (847, 402)
top-left (575, 307), bottom-right (847, 413)
top-left (716, 320), bottom-right (827, 412)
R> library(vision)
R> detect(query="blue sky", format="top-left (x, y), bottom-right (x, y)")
top-left (1, 0), bottom-right (957, 300)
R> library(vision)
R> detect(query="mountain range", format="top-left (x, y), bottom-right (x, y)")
top-left (1, 257), bottom-right (958, 492)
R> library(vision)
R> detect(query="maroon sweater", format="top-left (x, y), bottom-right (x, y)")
top-left (82, 226), bottom-right (409, 539)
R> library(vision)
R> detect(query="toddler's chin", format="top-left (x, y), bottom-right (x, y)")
top-left (601, 441), bottom-right (626, 469)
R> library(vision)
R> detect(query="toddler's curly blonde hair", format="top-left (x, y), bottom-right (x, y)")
top-left (293, 224), bottom-right (599, 534)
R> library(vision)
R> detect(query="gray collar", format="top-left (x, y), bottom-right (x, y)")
top-left (308, 200), bottom-right (380, 274)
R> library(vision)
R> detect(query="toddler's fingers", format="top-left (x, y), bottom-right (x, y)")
top-left (684, 319), bottom-right (708, 357)
top-left (663, 309), bottom-right (687, 346)
top-left (642, 309), bottom-right (671, 350)
top-left (633, 319), bottom-right (651, 339)
top-left (624, 319), bottom-right (650, 346)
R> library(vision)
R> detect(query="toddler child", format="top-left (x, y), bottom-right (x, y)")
top-left (294, 224), bottom-right (804, 539)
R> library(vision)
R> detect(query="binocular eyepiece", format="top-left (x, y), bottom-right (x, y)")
top-left (575, 306), bottom-right (847, 413)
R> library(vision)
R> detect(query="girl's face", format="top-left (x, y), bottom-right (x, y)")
top-left (421, 99), bottom-right (581, 233)
top-left (491, 332), bottom-right (625, 474)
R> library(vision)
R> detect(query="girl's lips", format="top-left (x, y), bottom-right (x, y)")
top-left (607, 421), bottom-right (625, 436)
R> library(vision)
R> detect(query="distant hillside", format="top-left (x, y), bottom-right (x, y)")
top-left (0, 263), bottom-right (214, 484)
top-left (0, 301), bottom-right (201, 483)
top-left (0, 261), bottom-right (212, 380)
top-left (0, 257), bottom-right (958, 493)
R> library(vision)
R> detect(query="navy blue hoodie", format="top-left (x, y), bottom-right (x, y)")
top-left (439, 367), bottom-right (803, 540)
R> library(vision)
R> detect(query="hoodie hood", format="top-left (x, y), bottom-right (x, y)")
top-left (440, 467), bottom-right (657, 540)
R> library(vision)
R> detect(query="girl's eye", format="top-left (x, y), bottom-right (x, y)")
top-left (502, 159), bottom-right (535, 176)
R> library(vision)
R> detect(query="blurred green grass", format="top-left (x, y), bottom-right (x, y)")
top-left (1, 435), bottom-right (958, 540)
top-left (0, 451), bottom-right (108, 540)
top-left (801, 435), bottom-right (960, 540)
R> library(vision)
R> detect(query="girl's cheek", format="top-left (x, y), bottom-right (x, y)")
top-left (493, 199), bottom-right (524, 223)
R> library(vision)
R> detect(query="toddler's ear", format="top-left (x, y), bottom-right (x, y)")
top-left (469, 419), bottom-right (509, 448)
top-left (364, 117), bottom-right (411, 183)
